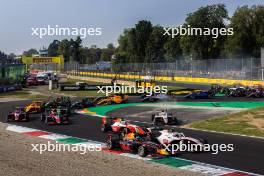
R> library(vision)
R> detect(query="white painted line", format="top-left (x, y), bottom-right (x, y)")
top-left (120, 153), bottom-right (151, 161)
top-left (6, 125), bottom-right (38, 133)
top-left (39, 133), bottom-right (71, 140)
top-left (174, 157), bottom-right (262, 176)
top-left (179, 164), bottom-right (232, 176)
top-left (5, 124), bottom-right (261, 176)
top-left (182, 127), bottom-right (264, 140)
top-left (137, 103), bottom-right (245, 111)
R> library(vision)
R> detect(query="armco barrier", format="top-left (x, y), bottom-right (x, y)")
top-left (0, 84), bottom-right (22, 93)
top-left (67, 71), bottom-right (264, 86)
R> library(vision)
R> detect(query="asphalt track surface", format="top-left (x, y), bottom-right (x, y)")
top-left (1, 99), bottom-right (264, 175)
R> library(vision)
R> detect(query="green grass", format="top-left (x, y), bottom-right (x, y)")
top-left (65, 78), bottom-right (106, 85)
top-left (62, 77), bottom-right (183, 96)
top-left (0, 90), bottom-right (48, 99)
top-left (188, 107), bottom-right (264, 137)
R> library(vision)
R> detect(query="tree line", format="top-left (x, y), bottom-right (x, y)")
top-left (23, 4), bottom-right (263, 64)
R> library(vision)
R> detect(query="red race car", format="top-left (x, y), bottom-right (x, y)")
top-left (40, 108), bottom-right (69, 125)
top-left (7, 107), bottom-right (29, 122)
top-left (106, 133), bottom-right (169, 157)
top-left (26, 77), bottom-right (38, 86)
top-left (101, 117), bottom-right (149, 136)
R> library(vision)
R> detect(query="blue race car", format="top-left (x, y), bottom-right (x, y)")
top-left (184, 90), bottom-right (215, 99)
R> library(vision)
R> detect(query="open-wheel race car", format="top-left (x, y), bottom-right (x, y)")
top-left (106, 133), bottom-right (169, 157)
top-left (71, 98), bottom-right (95, 110)
top-left (40, 108), bottom-right (70, 125)
top-left (141, 93), bottom-right (170, 102)
top-left (149, 128), bottom-right (208, 153)
top-left (151, 110), bottom-right (179, 125)
top-left (246, 85), bottom-right (264, 98)
top-left (26, 77), bottom-right (38, 86)
top-left (93, 94), bottom-right (128, 105)
top-left (101, 117), bottom-right (149, 136)
top-left (7, 107), bottom-right (29, 122)
top-left (24, 101), bottom-right (45, 113)
top-left (184, 90), bottom-right (215, 99)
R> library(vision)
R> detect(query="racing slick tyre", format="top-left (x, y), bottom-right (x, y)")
top-left (101, 124), bottom-right (110, 132)
top-left (45, 116), bottom-right (49, 125)
top-left (190, 95), bottom-right (196, 99)
top-left (138, 146), bottom-right (148, 157)
top-left (25, 113), bottom-right (30, 122)
top-left (106, 138), bottom-right (118, 150)
top-left (6, 115), bottom-right (10, 122)
top-left (151, 114), bottom-right (155, 121)
top-left (40, 114), bottom-right (46, 121)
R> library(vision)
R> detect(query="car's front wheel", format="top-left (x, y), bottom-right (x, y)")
top-left (138, 146), bottom-right (148, 157)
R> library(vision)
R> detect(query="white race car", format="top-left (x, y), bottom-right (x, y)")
top-left (151, 110), bottom-right (179, 125)
top-left (149, 128), bottom-right (207, 153)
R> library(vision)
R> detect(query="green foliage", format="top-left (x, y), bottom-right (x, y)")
top-left (48, 40), bottom-right (60, 57)
top-left (164, 35), bottom-right (182, 62)
top-left (180, 4), bottom-right (229, 59)
top-left (225, 5), bottom-right (264, 58)
top-left (23, 4), bottom-right (263, 64)
top-left (145, 26), bottom-right (168, 63)
top-left (23, 48), bottom-right (39, 56)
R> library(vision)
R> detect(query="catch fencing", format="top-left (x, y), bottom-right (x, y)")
top-left (64, 58), bottom-right (264, 81)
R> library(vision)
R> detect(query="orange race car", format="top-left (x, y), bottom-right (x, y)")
top-left (24, 101), bottom-right (45, 113)
top-left (93, 94), bottom-right (128, 105)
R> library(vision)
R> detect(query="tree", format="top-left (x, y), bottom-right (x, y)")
top-left (133, 20), bottom-right (153, 62)
top-left (48, 40), bottom-right (60, 56)
top-left (100, 43), bottom-right (115, 61)
top-left (225, 5), bottom-right (264, 58)
top-left (58, 39), bottom-right (71, 62)
top-left (180, 4), bottom-right (229, 59)
top-left (23, 48), bottom-right (39, 56)
top-left (145, 26), bottom-right (168, 63)
top-left (164, 35), bottom-right (183, 62)
top-left (116, 21), bottom-right (153, 63)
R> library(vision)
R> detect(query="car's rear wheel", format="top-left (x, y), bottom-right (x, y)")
top-left (138, 146), bottom-right (147, 157)
top-left (6, 115), bottom-right (10, 122)
top-left (40, 114), bottom-right (46, 121)
top-left (107, 139), bottom-right (117, 150)
top-left (25, 114), bottom-right (29, 121)
top-left (101, 124), bottom-right (109, 132)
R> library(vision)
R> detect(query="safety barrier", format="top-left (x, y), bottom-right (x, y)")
top-left (68, 71), bottom-right (264, 86)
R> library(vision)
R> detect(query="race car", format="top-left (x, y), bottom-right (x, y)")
top-left (226, 87), bottom-right (248, 97)
top-left (71, 98), bottom-right (95, 110)
top-left (40, 108), bottom-right (69, 125)
top-left (93, 94), bottom-right (128, 105)
top-left (6, 107), bottom-right (29, 122)
top-left (26, 77), bottom-right (38, 86)
top-left (246, 86), bottom-right (264, 98)
top-left (149, 129), bottom-right (207, 153)
top-left (36, 75), bottom-right (48, 85)
top-left (141, 93), bottom-right (170, 102)
top-left (151, 110), bottom-right (179, 125)
top-left (101, 117), bottom-right (148, 136)
top-left (106, 133), bottom-right (168, 157)
top-left (184, 90), bottom-right (215, 99)
top-left (24, 101), bottom-right (45, 113)
top-left (43, 97), bottom-right (72, 111)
